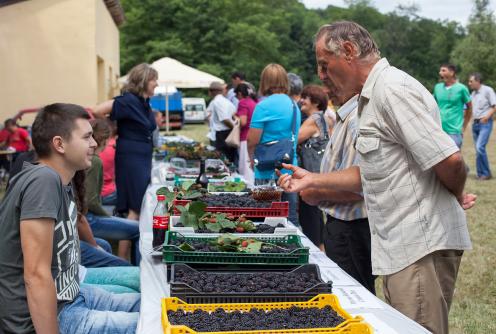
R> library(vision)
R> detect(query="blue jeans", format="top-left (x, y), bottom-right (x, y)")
top-left (80, 238), bottom-right (131, 268)
top-left (282, 191), bottom-right (299, 227)
top-left (448, 133), bottom-right (463, 149)
top-left (472, 118), bottom-right (493, 177)
top-left (58, 285), bottom-right (140, 334)
top-left (102, 191), bottom-right (117, 206)
top-left (86, 213), bottom-right (141, 265)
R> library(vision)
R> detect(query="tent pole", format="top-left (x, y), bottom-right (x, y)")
top-left (165, 86), bottom-right (170, 133)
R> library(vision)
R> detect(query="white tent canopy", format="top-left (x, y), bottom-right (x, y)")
top-left (119, 57), bottom-right (224, 88)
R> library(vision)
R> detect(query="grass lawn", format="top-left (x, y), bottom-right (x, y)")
top-left (0, 122), bottom-right (494, 332)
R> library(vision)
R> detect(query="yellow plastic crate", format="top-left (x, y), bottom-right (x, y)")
top-left (161, 294), bottom-right (373, 334)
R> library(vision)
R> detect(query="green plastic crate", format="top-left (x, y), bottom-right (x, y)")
top-left (162, 231), bottom-right (309, 266)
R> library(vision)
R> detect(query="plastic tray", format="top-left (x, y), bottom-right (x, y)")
top-left (161, 294), bottom-right (373, 334)
top-left (173, 199), bottom-right (289, 218)
top-left (169, 216), bottom-right (298, 236)
top-left (162, 232), bottom-right (309, 266)
top-left (170, 263), bottom-right (332, 304)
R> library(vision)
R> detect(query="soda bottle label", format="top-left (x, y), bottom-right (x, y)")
top-left (153, 216), bottom-right (169, 229)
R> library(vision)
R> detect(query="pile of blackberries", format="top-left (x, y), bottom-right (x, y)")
top-left (200, 194), bottom-right (272, 208)
top-left (252, 223), bottom-right (285, 234)
top-left (167, 305), bottom-right (344, 331)
top-left (174, 269), bottom-right (322, 293)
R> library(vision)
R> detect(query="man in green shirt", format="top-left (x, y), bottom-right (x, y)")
top-left (433, 63), bottom-right (472, 148)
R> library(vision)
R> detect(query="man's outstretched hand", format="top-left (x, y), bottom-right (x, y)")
top-left (458, 193), bottom-right (477, 210)
top-left (276, 164), bottom-right (314, 193)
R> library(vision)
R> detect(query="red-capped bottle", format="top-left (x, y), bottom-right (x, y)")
top-left (152, 194), bottom-right (169, 248)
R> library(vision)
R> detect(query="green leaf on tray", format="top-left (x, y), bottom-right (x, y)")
top-left (216, 213), bottom-right (237, 229)
top-left (183, 190), bottom-right (204, 199)
top-left (240, 240), bottom-right (263, 253)
top-left (237, 220), bottom-right (256, 232)
top-left (189, 201), bottom-right (208, 217)
top-left (156, 187), bottom-right (176, 202)
top-left (178, 242), bottom-right (195, 252)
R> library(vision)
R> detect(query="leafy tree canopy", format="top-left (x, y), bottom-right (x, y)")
top-left (120, 0), bottom-right (469, 91)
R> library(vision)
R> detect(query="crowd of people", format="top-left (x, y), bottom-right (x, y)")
top-left (203, 22), bottom-right (485, 334)
top-left (0, 19), bottom-right (491, 334)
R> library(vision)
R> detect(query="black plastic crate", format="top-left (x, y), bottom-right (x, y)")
top-left (169, 263), bottom-right (332, 303)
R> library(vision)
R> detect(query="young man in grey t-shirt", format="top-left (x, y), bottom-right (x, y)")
top-left (0, 104), bottom-right (140, 333)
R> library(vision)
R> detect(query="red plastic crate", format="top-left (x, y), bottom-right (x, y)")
top-left (173, 199), bottom-right (289, 218)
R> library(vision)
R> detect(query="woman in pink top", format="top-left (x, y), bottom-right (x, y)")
top-left (235, 83), bottom-right (257, 186)
top-left (99, 121), bottom-right (117, 206)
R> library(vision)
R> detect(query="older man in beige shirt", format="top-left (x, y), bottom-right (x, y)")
top-left (279, 21), bottom-right (476, 334)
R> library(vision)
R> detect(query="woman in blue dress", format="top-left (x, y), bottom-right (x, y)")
top-left (94, 63), bottom-right (158, 221)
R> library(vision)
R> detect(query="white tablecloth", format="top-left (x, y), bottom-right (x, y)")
top-left (137, 185), bottom-right (431, 334)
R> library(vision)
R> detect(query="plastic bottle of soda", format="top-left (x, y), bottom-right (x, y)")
top-left (152, 194), bottom-right (169, 248)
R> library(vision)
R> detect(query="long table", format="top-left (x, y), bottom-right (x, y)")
top-left (137, 185), bottom-right (431, 334)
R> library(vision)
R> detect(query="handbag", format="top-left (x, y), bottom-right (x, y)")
top-left (299, 112), bottom-right (329, 173)
top-left (254, 101), bottom-right (297, 171)
top-left (225, 118), bottom-right (240, 148)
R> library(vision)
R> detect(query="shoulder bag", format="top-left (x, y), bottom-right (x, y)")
top-left (254, 101), bottom-right (297, 171)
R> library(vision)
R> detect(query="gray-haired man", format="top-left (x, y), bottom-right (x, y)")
top-left (278, 21), bottom-right (476, 334)
top-left (467, 72), bottom-right (496, 179)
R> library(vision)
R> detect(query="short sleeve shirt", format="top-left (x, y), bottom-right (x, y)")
top-left (236, 97), bottom-right (257, 141)
top-left (9, 127), bottom-right (30, 152)
top-left (0, 163), bottom-right (79, 333)
top-left (206, 94), bottom-right (236, 132)
top-left (433, 82), bottom-right (471, 134)
top-left (250, 94), bottom-right (301, 180)
top-left (471, 84), bottom-right (496, 119)
top-left (357, 58), bottom-right (472, 276)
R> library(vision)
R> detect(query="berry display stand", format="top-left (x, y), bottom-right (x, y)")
top-left (161, 294), bottom-right (373, 334)
top-left (172, 199), bottom-right (289, 218)
top-left (169, 216), bottom-right (298, 237)
top-left (162, 232), bottom-right (309, 266)
top-left (170, 263), bottom-right (333, 304)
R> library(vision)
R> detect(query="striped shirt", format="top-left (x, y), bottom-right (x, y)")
top-left (319, 95), bottom-right (367, 220)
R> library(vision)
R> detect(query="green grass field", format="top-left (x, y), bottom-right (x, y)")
top-left (0, 122), bottom-right (494, 332)
top-left (176, 123), bottom-right (496, 333)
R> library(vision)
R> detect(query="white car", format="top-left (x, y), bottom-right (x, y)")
top-left (182, 97), bottom-right (207, 123)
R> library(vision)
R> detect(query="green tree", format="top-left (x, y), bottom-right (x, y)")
top-left (119, 0), bottom-right (465, 90)
top-left (451, 0), bottom-right (496, 88)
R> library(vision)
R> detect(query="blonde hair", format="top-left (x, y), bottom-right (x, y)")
top-left (123, 63), bottom-right (158, 96)
top-left (259, 64), bottom-right (289, 96)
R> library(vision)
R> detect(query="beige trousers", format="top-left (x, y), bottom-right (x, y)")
top-left (383, 250), bottom-right (463, 334)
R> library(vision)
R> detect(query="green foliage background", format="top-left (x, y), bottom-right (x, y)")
top-left (119, 0), bottom-right (494, 93)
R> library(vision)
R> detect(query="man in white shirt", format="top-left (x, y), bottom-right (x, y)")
top-left (207, 81), bottom-right (237, 163)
